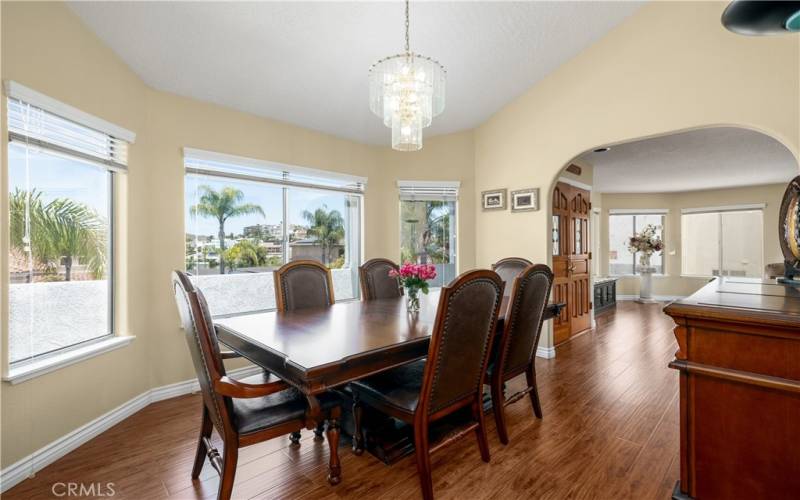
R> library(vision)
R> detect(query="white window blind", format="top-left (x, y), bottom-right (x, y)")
top-left (397, 180), bottom-right (460, 201)
top-left (184, 148), bottom-right (367, 194)
top-left (609, 208), bottom-right (669, 215)
top-left (681, 208), bottom-right (764, 278)
top-left (6, 81), bottom-right (134, 171)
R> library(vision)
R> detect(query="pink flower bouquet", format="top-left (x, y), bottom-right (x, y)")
top-left (389, 262), bottom-right (437, 312)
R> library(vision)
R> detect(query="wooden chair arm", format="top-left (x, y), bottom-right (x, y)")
top-left (219, 351), bottom-right (241, 359)
top-left (213, 376), bottom-right (289, 399)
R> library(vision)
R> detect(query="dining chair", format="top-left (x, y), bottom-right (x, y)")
top-left (359, 258), bottom-right (402, 300)
top-left (491, 257), bottom-right (533, 296)
top-left (350, 270), bottom-right (505, 500)
top-left (274, 259), bottom-right (335, 312)
top-left (488, 264), bottom-right (553, 445)
top-left (172, 271), bottom-right (342, 500)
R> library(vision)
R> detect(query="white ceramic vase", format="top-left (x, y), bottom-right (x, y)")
top-left (636, 253), bottom-right (658, 304)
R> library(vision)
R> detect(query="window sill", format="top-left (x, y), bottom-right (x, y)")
top-left (609, 274), bottom-right (670, 278)
top-left (3, 336), bottom-right (135, 385)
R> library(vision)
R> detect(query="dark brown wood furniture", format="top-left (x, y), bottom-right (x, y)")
top-left (359, 258), bottom-right (402, 300)
top-left (274, 259), bottom-right (334, 311)
top-left (489, 264), bottom-right (553, 444)
top-left (171, 271), bottom-right (342, 500)
top-left (551, 181), bottom-right (592, 345)
top-left (491, 257), bottom-right (532, 296)
top-left (214, 289), bottom-right (564, 464)
top-left (274, 259), bottom-right (335, 440)
top-left (350, 270), bottom-right (504, 500)
top-left (593, 277), bottom-right (618, 313)
top-left (664, 277), bottom-right (800, 499)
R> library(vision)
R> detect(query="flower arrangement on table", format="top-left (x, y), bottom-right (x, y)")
top-left (389, 262), bottom-right (437, 312)
top-left (627, 224), bottom-right (664, 270)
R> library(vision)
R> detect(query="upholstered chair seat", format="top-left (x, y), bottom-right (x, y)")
top-left (349, 359), bottom-right (425, 414)
top-left (171, 270), bottom-right (342, 499)
top-left (486, 263), bottom-right (554, 445)
top-left (350, 270), bottom-right (504, 500)
top-left (231, 387), bottom-right (340, 436)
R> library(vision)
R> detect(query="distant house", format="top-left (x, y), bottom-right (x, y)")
top-left (259, 241), bottom-right (283, 256)
top-left (289, 237), bottom-right (343, 263)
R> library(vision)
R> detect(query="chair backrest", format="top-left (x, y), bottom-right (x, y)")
top-left (172, 270), bottom-right (233, 433)
top-left (274, 260), bottom-right (335, 312)
top-left (492, 257), bottom-right (533, 296)
top-left (419, 270), bottom-right (504, 417)
top-left (497, 264), bottom-right (554, 377)
top-left (359, 258), bottom-right (402, 300)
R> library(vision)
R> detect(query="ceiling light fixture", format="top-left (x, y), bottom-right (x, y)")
top-left (593, 147), bottom-right (610, 153)
top-left (721, 1), bottom-right (800, 35)
top-left (369, 0), bottom-right (446, 151)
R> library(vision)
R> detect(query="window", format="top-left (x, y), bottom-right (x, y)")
top-left (398, 181), bottom-right (459, 287)
top-left (185, 149), bottom-right (365, 317)
top-left (6, 82), bottom-right (133, 365)
top-left (608, 211), bottom-right (666, 275)
top-left (681, 206), bottom-right (764, 278)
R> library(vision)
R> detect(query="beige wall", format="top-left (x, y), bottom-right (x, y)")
top-left (475, 0), bottom-right (799, 273)
top-left (599, 183), bottom-right (788, 297)
top-left (0, 1), bottom-right (474, 467)
top-left (2, 0), bottom-right (799, 471)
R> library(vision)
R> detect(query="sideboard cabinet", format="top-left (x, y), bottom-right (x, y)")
top-left (664, 277), bottom-right (800, 499)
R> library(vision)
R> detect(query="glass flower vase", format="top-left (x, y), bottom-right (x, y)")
top-left (405, 286), bottom-right (420, 313)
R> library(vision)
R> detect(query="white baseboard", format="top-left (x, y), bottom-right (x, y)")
top-left (0, 365), bottom-right (261, 494)
top-left (617, 295), bottom-right (684, 303)
top-left (536, 346), bottom-right (556, 359)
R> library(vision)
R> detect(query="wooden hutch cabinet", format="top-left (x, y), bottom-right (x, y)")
top-left (664, 277), bottom-right (800, 499)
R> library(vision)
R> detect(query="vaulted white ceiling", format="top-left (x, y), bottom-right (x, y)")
top-left (67, 1), bottom-right (643, 146)
top-left (581, 128), bottom-right (798, 193)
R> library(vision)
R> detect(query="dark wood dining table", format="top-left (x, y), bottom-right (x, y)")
top-left (215, 291), bottom-right (564, 470)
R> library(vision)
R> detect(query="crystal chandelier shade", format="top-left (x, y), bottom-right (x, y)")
top-left (368, 1), bottom-right (446, 151)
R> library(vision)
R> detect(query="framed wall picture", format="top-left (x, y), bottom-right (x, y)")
top-left (482, 189), bottom-right (507, 211)
top-left (511, 188), bottom-right (539, 212)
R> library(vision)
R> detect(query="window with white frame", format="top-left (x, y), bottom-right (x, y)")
top-left (398, 181), bottom-right (459, 287)
top-left (184, 149), bottom-right (364, 317)
top-left (681, 205), bottom-right (764, 278)
top-left (6, 82), bottom-right (133, 365)
top-left (608, 210), bottom-right (666, 275)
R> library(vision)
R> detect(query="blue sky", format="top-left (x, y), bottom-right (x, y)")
top-left (9, 143), bottom-right (350, 238)
top-left (185, 174), bottom-right (348, 236)
top-left (9, 143), bottom-right (110, 218)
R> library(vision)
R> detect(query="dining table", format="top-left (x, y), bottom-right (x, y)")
top-left (215, 290), bottom-right (564, 478)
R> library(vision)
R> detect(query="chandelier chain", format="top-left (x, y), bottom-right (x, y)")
top-left (404, 0), bottom-right (410, 54)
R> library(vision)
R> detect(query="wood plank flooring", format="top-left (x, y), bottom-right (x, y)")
top-left (5, 301), bottom-right (679, 499)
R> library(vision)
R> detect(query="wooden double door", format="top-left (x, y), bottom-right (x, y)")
top-left (551, 182), bottom-right (592, 345)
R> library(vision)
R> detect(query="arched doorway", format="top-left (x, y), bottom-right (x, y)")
top-left (547, 126), bottom-right (799, 346)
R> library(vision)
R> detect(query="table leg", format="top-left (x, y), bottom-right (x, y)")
top-left (326, 418), bottom-right (342, 485)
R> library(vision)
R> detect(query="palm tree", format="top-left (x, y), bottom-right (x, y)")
top-left (302, 205), bottom-right (344, 265)
top-left (9, 189), bottom-right (107, 281)
top-left (422, 201), bottom-right (451, 264)
top-left (190, 186), bottom-right (265, 274)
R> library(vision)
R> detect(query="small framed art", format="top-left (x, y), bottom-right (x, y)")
top-left (511, 188), bottom-right (539, 212)
top-left (481, 189), bottom-right (507, 211)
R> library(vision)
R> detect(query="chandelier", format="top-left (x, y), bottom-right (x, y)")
top-left (369, 0), bottom-right (446, 151)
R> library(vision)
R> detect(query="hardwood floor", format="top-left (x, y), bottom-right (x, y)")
top-left (5, 301), bottom-right (679, 499)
